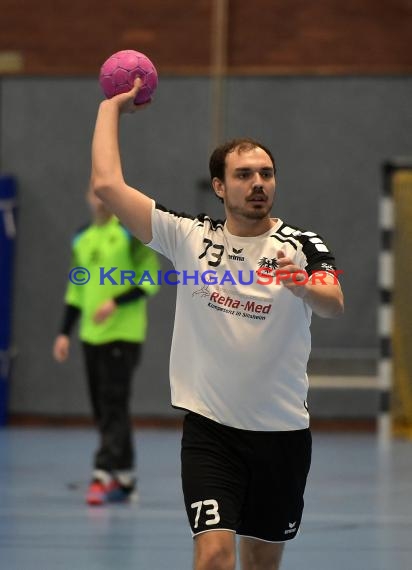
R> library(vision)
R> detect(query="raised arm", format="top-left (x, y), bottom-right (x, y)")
top-left (90, 80), bottom-right (153, 243)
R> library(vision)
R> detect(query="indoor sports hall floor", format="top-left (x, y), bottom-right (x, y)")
top-left (0, 425), bottom-right (411, 570)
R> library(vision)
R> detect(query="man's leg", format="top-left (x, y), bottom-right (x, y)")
top-left (194, 530), bottom-right (236, 570)
top-left (96, 341), bottom-right (141, 472)
top-left (82, 342), bottom-right (113, 505)
top-left (236, 429), bottom-right (311, 568)
top-left (82, 342), bottom-right (102, 424)
top-left (181, 414), bottom-right (249, 569)
top-left (239, 537), bottom-right (284, 570)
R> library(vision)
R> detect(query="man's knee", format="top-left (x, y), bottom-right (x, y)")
top-left (195, 532), bottom-right (236, 570)
top-left (240, 537), bottom-right (285, 570)
top-left (196, 547), bottom-right (235, 570)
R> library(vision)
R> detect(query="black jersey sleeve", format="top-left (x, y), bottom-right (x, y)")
top-left (114, 287), bottom-right (147, 305)
top-left (296, 232), bottom-right (337, 276)
top-left (59, 304), bottom-right (81, 335)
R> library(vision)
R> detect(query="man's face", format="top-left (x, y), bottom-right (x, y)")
top-left (213, 146), bottom-right (276, 220)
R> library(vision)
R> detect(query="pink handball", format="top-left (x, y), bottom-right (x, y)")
top-left (99, 50), bottom-right (158, 105)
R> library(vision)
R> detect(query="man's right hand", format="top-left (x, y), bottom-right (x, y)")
top-left (105, 78), bottom-right (151, 114)
top-left (53, 334), bottom-right (70, 363)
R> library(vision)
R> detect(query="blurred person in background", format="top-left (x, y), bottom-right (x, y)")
top-left (53, 186), bottom-right (160, 505)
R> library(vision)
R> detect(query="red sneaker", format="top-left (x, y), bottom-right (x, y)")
top-left (86, 479), bottom-right (108, 506)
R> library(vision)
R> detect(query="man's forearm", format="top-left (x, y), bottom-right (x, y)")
top-left (91, 100), bottom-right (124, 192)
top-left (304, 282), bottom-right (344, 318)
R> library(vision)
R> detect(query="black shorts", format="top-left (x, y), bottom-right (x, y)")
top-left (181, 412), bottom-right (312, 542)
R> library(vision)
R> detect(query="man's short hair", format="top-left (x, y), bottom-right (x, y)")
top-left (209, 138), bottom-right (276, 182)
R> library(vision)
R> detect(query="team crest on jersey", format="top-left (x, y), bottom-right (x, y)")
top-left (257, 256), bottom-right (278, 275)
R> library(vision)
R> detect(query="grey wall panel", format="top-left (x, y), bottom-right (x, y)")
top-left (2, 77), bottom-right (210, 416)
top-left (225, 77), bottom-right (412, 360)
top-left (2, 76), bottom-right (411, 416)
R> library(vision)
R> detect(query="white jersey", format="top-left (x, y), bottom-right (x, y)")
top-left (148, 201), bottom-right (337, 431)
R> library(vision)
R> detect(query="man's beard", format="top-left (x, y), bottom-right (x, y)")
top-left (242, 207), bottom-right (270, 220)
top-left (225, 200), bottom-right (272, 220)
